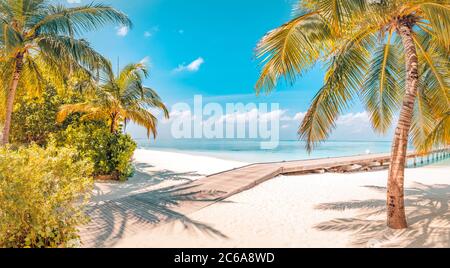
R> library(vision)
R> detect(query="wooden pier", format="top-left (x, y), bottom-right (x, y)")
top-left (173, 148), bottom-right (450, 214)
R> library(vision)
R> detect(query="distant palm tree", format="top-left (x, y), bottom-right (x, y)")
top-left (0, 0), bottom-right (131, 145)
top-left (255, 0), bottom-right (449, 229)
top-left (57, 62), bottom-right (169, 138)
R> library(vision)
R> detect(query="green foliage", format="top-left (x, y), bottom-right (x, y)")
top-left (9, 86), bottom-right (137, 181)
top-left (107, 133), bottom-right (137, 180)
top-left (0, 143), bottom-right (93, 248)
top-left (58, 122), bottom-right (137, 181)
top-left (10, 88), bottom-right (81, 146)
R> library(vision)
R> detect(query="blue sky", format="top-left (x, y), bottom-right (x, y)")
top-left (63, 0), bottom-right (393, 141)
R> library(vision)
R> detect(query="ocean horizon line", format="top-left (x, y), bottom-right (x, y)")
top-left (133, 138), bottom-right (394, 143)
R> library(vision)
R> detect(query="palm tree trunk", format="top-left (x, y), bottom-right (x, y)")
top-left (387, 21), bottom-right (419, 229)
top-left (1, 54), bottom-right (24, 145)
top-left (110, 113), bottom-right (117, 133)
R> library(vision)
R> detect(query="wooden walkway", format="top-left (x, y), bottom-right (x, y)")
top-left (80, 148), bottom-right (449, 247)
top-left (172, 148), bottom-right (450, 215)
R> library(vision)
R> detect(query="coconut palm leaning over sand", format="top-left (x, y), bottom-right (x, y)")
top-left (0, 0), bottom-right (131, 145)
top-left (255, 0), bottom-right (449, 229)
top-left (57, 62), bottom-right (169, 138)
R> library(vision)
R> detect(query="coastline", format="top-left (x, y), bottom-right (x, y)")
top-left (84, 148), bottom-right (450, 248)
top-left (135, 140), bottom-right (396, 163)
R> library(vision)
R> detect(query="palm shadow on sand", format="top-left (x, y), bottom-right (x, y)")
top-left (82, 163), bottom-right (230, 248)
top-left (92, 161), bottom-right (204, 202)
top-left (314, 182), bottom-right (450, 247)
top-left (83, 184), bottom-right (230, 247)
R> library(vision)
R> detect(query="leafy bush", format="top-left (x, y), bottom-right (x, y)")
top-left (58, 123), bottom-right (137, 181)
top-left (10, 86), bottom-right (137, 181)
top-left (10, 89), bottom-right (62, 146)
top-left (10, 88), bottom-right (81, 146)
top-left (106, 133), bottom-right (137, 180)
top-left (0, 143), bottom-right (93, 248)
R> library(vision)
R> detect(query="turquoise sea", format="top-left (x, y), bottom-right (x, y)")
top-left (137, 139), bottom-right (397, 163)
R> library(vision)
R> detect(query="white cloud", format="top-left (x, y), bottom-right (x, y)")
top-left (165, 109), bottom-right (371, 129)
top-left (174, 57), bottom-right (205, 72)
top-left (259, 109), bottom-right (287, 123)
top-left (214, 109), bottom-right (287, 125)
top-left (272, 110), bottom-right (374, 136)
top-left (144, 26), bottom-right (159, 38)
top-left (335, 112), bottom-right (371, 134)
top-left (116, 25), bottom-right (129, 37)
top-left (336, 112), bottom-right (370, 126)
top-left (163, 110), bottom-right (193, 123)
top-left (139, 56), bottom-right (150, 65)
top-left (165, 108), bottom-right (287, 125)
top-left (279, 111), bottom-right (306, 122)
top-left (67, 0), bottom-right (81, 3)
top-left (293, 112), bottom-right (307, 121)
top-left (217, 109), bottom-right (258, 124)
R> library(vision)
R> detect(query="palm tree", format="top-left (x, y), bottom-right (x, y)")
top-left (0, 0), bottom-right (131, 145)
top-left (255, 0), bottom-right (449, 229)
top-left (57, 62), bottom-right (169, 138)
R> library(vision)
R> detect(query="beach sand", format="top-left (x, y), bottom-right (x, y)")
top-left (91, 149), bottom-right (450, 248)
top-left (91, 149), bottom-right (248, 203)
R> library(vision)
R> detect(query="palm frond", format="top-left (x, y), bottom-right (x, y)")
top-left (419, 2), bottom-right (450, 51)
top-left (412, 30), bottom-right (450, 117)
top-left (37, 34), bottom-right (109, 71)
top-left (117, 63), bottom-right (148, 94)
top-left (124, 106), bottom-right (158, 138)
top-left (411, 78), bottom-right (437, 151)
top-left (57, 102), bottom-right (98, 123)
top-left (30, 3), bottom-right (131, 37)
top-left (315, 0), bottom-right (367, 32)
top-left (417, 111), bottom-right (450, 152)
top-left (20, 54), bottom-right (46, 96)
top-left (140, 87), bottom-right (170, 119)
top-left (255, 12), bottom-right (331, 93)
top-left (362, 31), bottom-right (405, 134)
top-left (299, 27), bottom-right (377, 152)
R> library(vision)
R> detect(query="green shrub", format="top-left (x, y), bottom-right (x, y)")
top-left (105, 133), bottom-right (137, 180)
top-left (0, 143), bottom-right (93, 248)
top-left (9, 87), bottom-right (137, 181)
top-left (10, 88), bottom-right (81, 146)
top-left (58, 123), bottom-right (137, 181)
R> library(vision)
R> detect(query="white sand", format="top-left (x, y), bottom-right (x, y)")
top-left (96, 149), bottom-right (450, 248)
top-left (92, 149), bottom-right (248, 202)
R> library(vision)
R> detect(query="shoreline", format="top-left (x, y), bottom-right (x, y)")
top-left (135, 140), bottom-right (397, 163)
top-left (136, 141), bottom-right (449, 165)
